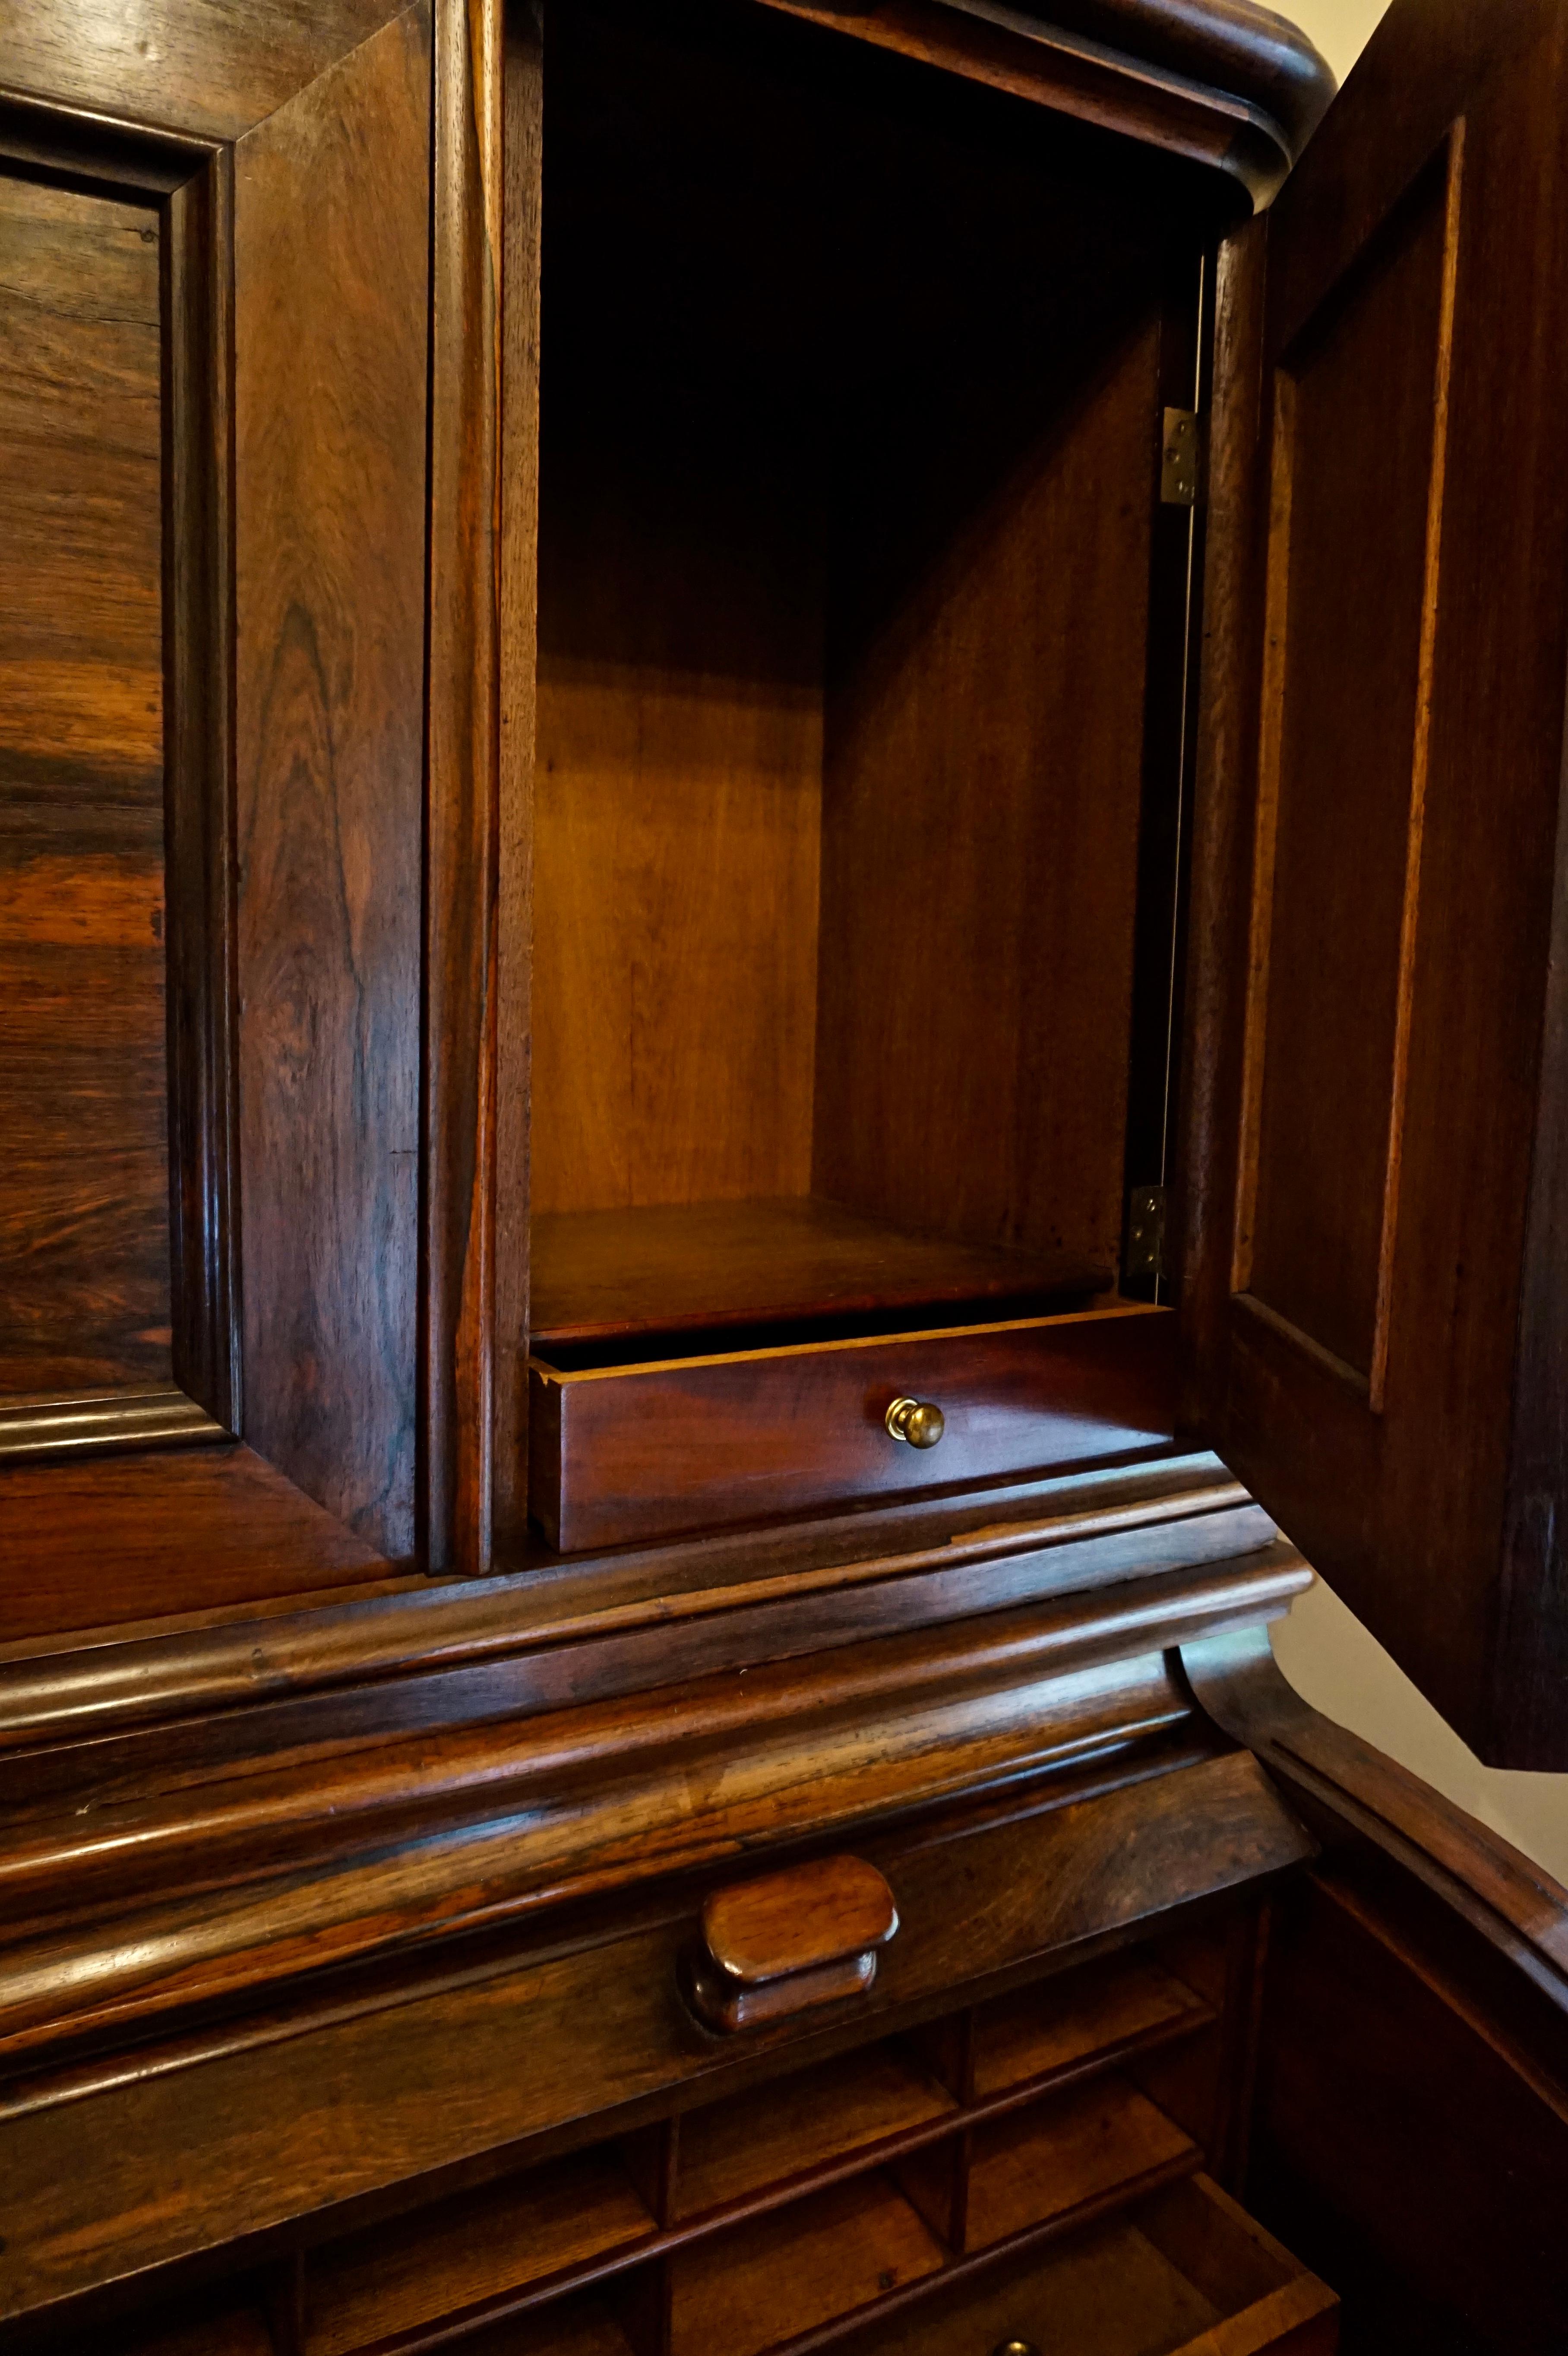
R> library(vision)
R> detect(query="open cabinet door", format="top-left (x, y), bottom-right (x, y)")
top-left (1180, 0), bottom-right (1568, 1767)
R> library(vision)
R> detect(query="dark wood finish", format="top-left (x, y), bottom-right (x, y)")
top-left (701, 1856), bottom-right (898, 1986)
top-left (531, 1200), bottom-right (1109, 1351)
top-left (0, 102), bottom-right (240, 1459)
top-left (234, 5), bottom-right (428, 1561)
top-left (0, 1390), bottom-right (222, 1463)
top-left (747, 0), bottom-right (1331, 207)
top-left (0, 1445), bottom-right (388, 1647)
top-left (425, 0), bottom-right (503, 1577)
top-left (814, 315), bottom-right (1159, 1279)
top-left (673, 2049), bottom-right (955, 2223)
top-left (0, 167), bottom-right (173, 1403)
top-left (531, 1305), bottom-right (1176, 1552)
top-left (971, 1954), bottom-right (1208, 2100)
top-left (964, 2077), bottom-right (1197, 2252)
top-left (686, 1855), bottom-right (898, 2030)
top-left (844, 2177), bottom-right (1337, 2356)
top-left (0, 1743), bottom-right (1312, 2323)
top-left (162, 138), bottom-right (243, 1436)
top-left (1255, 1871), bottom-right (1568, 2356)
top-left (493, 0), bottom-right (544, 1562)
top-left (308, 2147), bottom-right (654, 2356)
top-left (1181, 0), bottom-right (1568, 1764)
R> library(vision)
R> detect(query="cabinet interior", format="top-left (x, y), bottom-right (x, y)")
top-left (527, 0), bottom-right (1235, 1369)
top-left (123, 1919), bottom-right (1332, 2356)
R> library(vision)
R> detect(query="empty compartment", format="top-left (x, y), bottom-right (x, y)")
top-left (667, 2170), bottom-right (946, 2356)
top-left (519, 0), bottom-right (1229, 1538)
top-left (964, 2076), bottom-right (1198, 2253)
top-left (971, 1948), bottom-right (1212, 2099)
top-left (306, 2145), bottom-right (654, 2355)
top-left (673, 2041), bottom-right (956, 2221)
top-left (839, 2174), bottom-right (1337, 2355)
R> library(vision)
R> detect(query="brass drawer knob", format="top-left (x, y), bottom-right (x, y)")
top-left (992, 2343), bottom-right (1042, 2356)
top-left (886, 1396), bottom-right (945, 1449)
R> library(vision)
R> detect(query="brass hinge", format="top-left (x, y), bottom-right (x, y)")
top-left (1160, 407), bottom-right (1200, 507)
top-left (1126, 1184), bottom-right (1167, 1281)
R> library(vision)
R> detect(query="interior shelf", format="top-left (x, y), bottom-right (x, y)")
top-left (286, 1942), bottom-right (1310, 2356)
top-left (964, 2076), bottom-right (1198, 2253)
top-left (971, 1951), bottom-right (1213, 2100)
top-left (529, 1199), bottom-right (1110, 1358)
top-left (672, 2042), bottom-right (956, 2222)
top-left (840, 2176), bottom-right (1338, 2356)
top-left (667, 2171), bottom-right (948, 2356)
top-left (305, 2148), bottom-right (654, 2356)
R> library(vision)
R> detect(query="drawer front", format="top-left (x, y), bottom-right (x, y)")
top-left (530, 1304), bottom-right (1174, 1552)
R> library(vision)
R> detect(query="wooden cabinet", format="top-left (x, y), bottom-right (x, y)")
top-left (5, 1), bottom-right (1568, 2352)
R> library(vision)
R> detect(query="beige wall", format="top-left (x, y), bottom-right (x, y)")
top-left (1273, 0), bottom-right (1390, 83)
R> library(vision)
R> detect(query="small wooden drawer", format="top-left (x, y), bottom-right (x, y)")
top-left (848, 2174), bottom-right (1339, 2356)
top-left (528, 1302), bottom-right (1175, 1551)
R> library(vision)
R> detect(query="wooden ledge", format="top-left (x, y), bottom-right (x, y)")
top-left (0, 1454), bottom-right (1258, 1757)
top-left (748, 0), bottom-right (1335, 208)
top-left (0, 1550), bottom-right (1310, 2068)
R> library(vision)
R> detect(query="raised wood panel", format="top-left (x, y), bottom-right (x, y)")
top-left (0, 1445), bottom-right (387, 1644)
top-left (0, 171), bottom-right (172, 1401)
top-left (814, 315), bottom-right (1161, 1272)
top-left (233, 5), bottom-right (429, 1556)
top-left (1238, 142), bottom-right (1457, 1391)
top-left (1184, 0), bottom-right (1568, 1762)
top-left (0, 0), bottom-right (417, 145)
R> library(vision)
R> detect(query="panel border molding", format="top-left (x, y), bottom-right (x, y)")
top-left (0, 93), bottom-right (241, 1463)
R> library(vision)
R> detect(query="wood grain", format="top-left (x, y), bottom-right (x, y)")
top-left (0, 1746), bottom-right (1310, 2321)
top-left (972, 1952), bottom-right (1208, 2100)
top-left (1241, 147), bottom-right (1455, 1383)
top-left (0, 170), bottom-right (171, 1401)
top-left (815, 318), bottom-right (1161, 1278)
top-left (308, 2145), bottom-right (654, 2356)
top-left (0, 1445), bottom-right (386, 1645)
top-left (425, 0), bottom-right (504, 1577)
top-left (530, 1199), bottom-right (1109, 1351)
top-left (531, 1304), bottom-right (1176, 1553)
top-left (1185, 0), bottom-right (1568, 1763)
top-left (493, 3), bottom-right (544, 1562)
top-left (963, 2075), bottom-right (1198, 2252)
top-left (673, 2048), bottom-right (955, 2223)
top-left (667, 2172), bottom-right (946, 2356)
top-left (532, 8), bottom-right (824, 1220)
top-left (0, 0), bottom-right (417, 146)
top-left (702, 1856), bottom-right (898, 1987)
top-left (233, 6), bottom-right (428, 1557)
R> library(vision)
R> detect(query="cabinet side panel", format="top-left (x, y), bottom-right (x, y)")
top-left (816, 318), bottom-right (1159, 1272)
top-left (234, 8), bottom-right (430, 1555)
top-left (0, 174), bottom-right (172, 1401)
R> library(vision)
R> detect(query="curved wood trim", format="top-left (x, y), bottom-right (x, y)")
top-left (1180, 1623), bottom-right (1568, 1991)
top-left (0, 1548), bottom-right (1315, 2065)
top-left (936, 0), bottom-right (1335, 149)
top-left (0, 1390), bottom-right (227, 1464)
top-left (424, 0), bottom-right (503, 1576)
top-left (0, 1454), bottom-right (1263, 1751)
top-left (750, 0), bottom-right (1335, 209)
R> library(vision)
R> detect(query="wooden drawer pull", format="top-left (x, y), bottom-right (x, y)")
top-left (681, 1854), bottom-right (899, 2034)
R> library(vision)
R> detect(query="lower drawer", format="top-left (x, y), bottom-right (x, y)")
top-left (848, 2174), bottom-right (1339, 2356)
top-left (528, 1301), bottom-right (1175, 1550)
